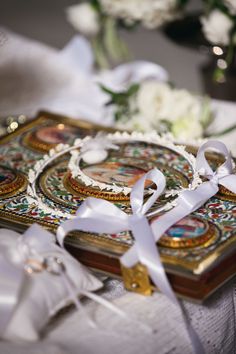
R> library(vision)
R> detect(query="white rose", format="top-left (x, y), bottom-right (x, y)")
top-left (66, 3), bottom-right (100, 37)
top-left (201, 10), bottom-right (233, 46)
top-left (171, 115), bottom-right (203, 140)
top-left (137, 81), bottom-right (173, 123)
top-left (100, 0), bottom-right (179, 29)
top-left (142, 1), bottom-right (179, 29)
top-left (170, 89), bottom-right (202, 122)
top-left (116, 113), bottom-right (153, 132)
top-left (224, 0), bottom-right (236, 15)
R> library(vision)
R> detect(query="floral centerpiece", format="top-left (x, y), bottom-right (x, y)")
top-left (101, 80), bottom-right (212, 141)
top-left (64, 1), bottom-right (236, 142)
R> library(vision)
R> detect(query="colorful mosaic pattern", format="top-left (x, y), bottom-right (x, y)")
top-left (22, 123), bottom-right (93, 153)
top-left (0, 165), bottom-right (27, 198)
top-left (79, 142), bottom-right (192, 189)
top-left (0, 115), bottom-right (235, 275)
top-left (38, 139), bottom-right (192, 214)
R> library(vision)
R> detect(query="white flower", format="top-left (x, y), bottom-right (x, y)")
top-left (116, 113), bottom-right (153, 132)
top-left (66, 3), bottom-right (100, 36)
top-left (170, 89), bottom-right (202, 122)
top-left (224, 0), bottom-right (236, 15)
top-left (171, 115), bottom-right (203, 140)
top-left (137, 81), bottom-right (173, 123)
top-left (136, 81), bottom-right (203, 124)
top-left (201, 10), bottom-right (233, 46)
top-left (99, 0), bottom-right (179, 29)
top-left (114, 80), bottom-right (211, 140)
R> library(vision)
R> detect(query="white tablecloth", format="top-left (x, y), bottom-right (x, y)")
top-left (0, 28), bottom-right (236, 354)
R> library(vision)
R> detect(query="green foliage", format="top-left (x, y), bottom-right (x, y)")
top-left (100, 83), bottom-right (139, 122)
top-left (177, 0), bottom-right (190, 8)
top-left (90, 0), bottom-right (102, 13)
top-left (202, 0), bottom-right (231, 14)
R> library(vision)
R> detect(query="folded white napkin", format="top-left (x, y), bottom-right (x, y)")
top-left (0, 28), bottom-right (108, 122)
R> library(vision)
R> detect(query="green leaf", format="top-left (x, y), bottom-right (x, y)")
top-left (205, 123), bottom-right (236, 137)
top-left (99, 84), bottom-right (117, 96)
top-left (100, 83), bottom-right (139, 106)
top-left (126, 83), bottom-right (140, 96)
top-left (90, 0), bottom-right (101, 12)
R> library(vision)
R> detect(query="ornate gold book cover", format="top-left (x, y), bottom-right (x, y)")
top-left (0, 111), bottom-right (236, 302)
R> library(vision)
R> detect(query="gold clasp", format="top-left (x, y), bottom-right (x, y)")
top-left (121, 262), bottom-right (153, 296)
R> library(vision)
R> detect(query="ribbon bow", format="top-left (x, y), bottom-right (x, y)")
top-left (148, 140), bottom-right (236, 245)
top-left (57, 168), bottom-right (177, 301)
top-left (57, 167), bottom-right (205, 353)
top-left (196, 140), bottom-right (236, 190)
top-left (57, 169), bottom-right (169, 298)
top-left (123, 140), bottom-right (236, 286)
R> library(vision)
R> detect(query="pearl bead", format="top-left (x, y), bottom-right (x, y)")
top-left (82, 149), bottom-right (108, 164)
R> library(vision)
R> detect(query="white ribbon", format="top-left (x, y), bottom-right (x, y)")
top-left (56, 140), bottom-right (236, 354)
top-left (121, 140), bottom-right (236, 353)
top-left (57, 168), bottom-right (177, 303)
top-left (122, 140), bottom-right (236, 267)
top-left (57, 168), bottom-right (205, 353)
top-left (150, 140), bottom-right (236, 242)
top-left (0, 224), bottom-right (148, 337)
top-left (57, 168), bottom-right (174, 300)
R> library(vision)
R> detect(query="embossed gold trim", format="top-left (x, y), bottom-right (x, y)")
top-left (0, 171), bottom-right (28, 199)
top-left (217, 185), bottom-right (236, 202)
top-left (158, 219), bottom-right (217, 249)
top-left (22, 131), bottom-right (58, 153)
top-left (39, 162), bottom-right (79, 209)
top-left (66, 173), bottom-right (131, 202)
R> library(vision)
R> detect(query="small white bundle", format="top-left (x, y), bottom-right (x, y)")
top-left (0, 224), bottom-right (102, 342)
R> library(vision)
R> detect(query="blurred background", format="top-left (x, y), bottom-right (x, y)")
top-left (0, 0), bottom-right (205, 92)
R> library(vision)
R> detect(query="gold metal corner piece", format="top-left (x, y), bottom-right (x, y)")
top-left (121, 263), bottom-right (153, 296)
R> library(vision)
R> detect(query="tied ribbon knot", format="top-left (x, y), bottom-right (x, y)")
top-left (57, 168), bottom-right (165, 241)
top-left (57, 168), bottom-right (178, 303)
top-left (57, 168), bottom-right (173, 302)
top-left (150, 140), bottom-right (236, 247)
top-left (196, 140), bottom-right (236, 191)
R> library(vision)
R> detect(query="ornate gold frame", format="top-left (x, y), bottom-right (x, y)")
top-left (0, 111), bottom-right (235, 281)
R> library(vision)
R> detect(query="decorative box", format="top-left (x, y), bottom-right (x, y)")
top-left (0, 111), bottom-right (236, 303)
